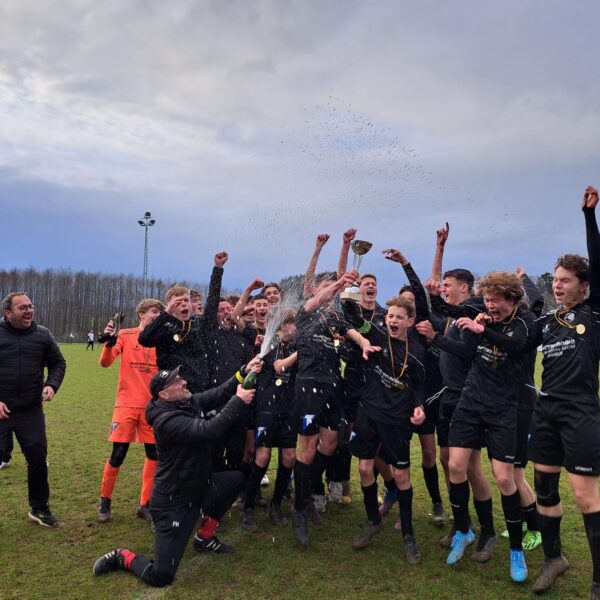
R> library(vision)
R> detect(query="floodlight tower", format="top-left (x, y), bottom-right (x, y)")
top-left (137, 211), bottom-right (156, 296)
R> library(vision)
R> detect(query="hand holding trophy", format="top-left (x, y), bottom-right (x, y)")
top-left (340, 240), bottom-right (372, 302)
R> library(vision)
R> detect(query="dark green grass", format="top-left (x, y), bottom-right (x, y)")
top-left (0, 348), bottom-right (592, 599)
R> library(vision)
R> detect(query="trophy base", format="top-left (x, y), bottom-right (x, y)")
top-left (340, 290), bottom-right (362, 302)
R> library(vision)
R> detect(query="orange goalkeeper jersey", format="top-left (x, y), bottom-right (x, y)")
top-left (100, 327), bottom-right (158, 408)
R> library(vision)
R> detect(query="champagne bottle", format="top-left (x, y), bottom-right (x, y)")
top-left (242, 369), bottom-right (257, 390)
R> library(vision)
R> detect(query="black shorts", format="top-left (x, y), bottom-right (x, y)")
top-left (254, 412), bottom-right (297, 449)
top-left (412, 388), bottom-right (442, 436)
top-left (350, 409), bottom-right (413, 470)
top-left (528, 397), bottom-right (600, 476)
top-left (342, 368), bottom-right (366, 424)
top-left (295, 381), bottom-right (344, 436)
top-left (449, 403), bottom-right (516, 463)
top-left (514, 408), bottom-right (533, 469)
top-left (436, 389), bottom-right (461, 448)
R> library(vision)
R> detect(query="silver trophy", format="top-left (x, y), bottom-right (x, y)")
top-left (340, 240), bottom-right (373, 302)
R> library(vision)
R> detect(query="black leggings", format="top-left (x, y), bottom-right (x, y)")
top-left (108, 442), bottom-right (157, 467)
top-left (129, 471), bottom-right (244, 587)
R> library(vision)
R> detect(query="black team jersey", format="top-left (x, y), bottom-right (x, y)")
top-left (534, 206), bottom-right (600, 408)
top-left (341, 301), bottom-right (386, 375)
top-left (295, 306), bottom-right (350, 384)
top-left (359, 323), bottom-right (426, 423)
top-left (439, 308), bottom-right (537, 411)
top-left (139, 266), bottom-right (235, 393)
top-left (519, 274), bottom-right (544, 410)
top-left (431, 296), bottom-right (486, 393)
top-left (201, 266), bottom-right (255, 387)
top-left (256, 340), bottom-right (297, 415)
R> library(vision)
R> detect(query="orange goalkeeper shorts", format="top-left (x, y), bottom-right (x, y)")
top-left (108, 406), bottom-right (155, 444)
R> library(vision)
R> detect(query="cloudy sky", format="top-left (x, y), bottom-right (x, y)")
top-left (1, 1), bottom-right (599, 301)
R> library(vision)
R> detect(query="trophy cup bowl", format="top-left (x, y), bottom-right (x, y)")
top-left (340, 240), bottom-right (373, 302)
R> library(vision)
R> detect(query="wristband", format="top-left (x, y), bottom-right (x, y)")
top-left (235, 370), bottom-right (245, 384)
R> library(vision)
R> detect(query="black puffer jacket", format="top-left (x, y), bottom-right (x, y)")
top-left (0, 319), bottom-right (66, 412)
top-left (146, 375), bottom-right (243, 510)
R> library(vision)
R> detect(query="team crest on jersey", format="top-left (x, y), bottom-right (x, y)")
top-left (110, 422), bottom-right (119, 434)
top-left (565, 312), bottom-right (575, 322)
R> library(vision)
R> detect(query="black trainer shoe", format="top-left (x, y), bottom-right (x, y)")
top-left (192, 533), bottom-right (235, 554)
top-left (292, 507), bottom-right (309, 546)
top-left (135, 502), bottom-right (152, 521)
top-left (471, 533), bottom-right (498, 563)
top-left (28, 506), bottom-right (59, 527)
top-left (268, 502), bottom-right (288, 526)
top-left (404, 534), bottom-right (422, 565)
top-left (241, 508), bottom-right (258, 532)
top-left (98, 497), bottom-right (112, 523)
top-left (353, 520), bottom-right (384, 549)
top-left (93, 548), bottom-right (126, 576)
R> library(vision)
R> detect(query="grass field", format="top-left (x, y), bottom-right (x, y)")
top-left (0, 346), bottom-right (593, 599)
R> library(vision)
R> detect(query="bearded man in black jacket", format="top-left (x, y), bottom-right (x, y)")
top-left (0, 292), bottom-right (66, 526)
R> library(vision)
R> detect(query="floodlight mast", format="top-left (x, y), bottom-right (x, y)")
top-left (138, 211), bottom-right (156, 296)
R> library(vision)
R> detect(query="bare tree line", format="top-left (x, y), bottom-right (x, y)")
top-left (0, 267), bottom-right (214, 342)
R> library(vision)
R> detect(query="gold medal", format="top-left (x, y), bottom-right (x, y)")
top-left (275, 378), bottom-right (283, 387)
top-left (395, 381), bottom-right (405, 390)
top-left (173, 334), bottom-right (181, 342)
top-left (334, 339), bottom-right (340, 348)
top-left (577, 323), bottom-right (586, 334)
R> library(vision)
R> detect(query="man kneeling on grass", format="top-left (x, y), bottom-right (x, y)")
top-left (93, 356), bottom-right (262, 588)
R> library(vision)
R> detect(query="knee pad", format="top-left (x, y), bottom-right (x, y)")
top-left (144, 444), bottom-right (158, 461)
top-left (534, 469), bottom-right (561, 507)
top-left (109, 443), bottom-right (129, 467)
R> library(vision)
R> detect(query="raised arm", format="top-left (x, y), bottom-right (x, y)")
top-left (337, 228), bottom-right (356, 278)
top-left (304, 269), bottom-right (358, 313)
top-left (583, 186), bottom-right (600, 307)
top-left (99, 326), bottom-right (124, 367)
top-left (430, 222), bottom-right (450, 282)
top-left (383, 248), bottom-right (429, 323)
top-left (304, 233), bottom-right (330, 299)
top-left (202, 252), bottom-right (228, 331)
top-left (231, 278), bottom-right (264, 331)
